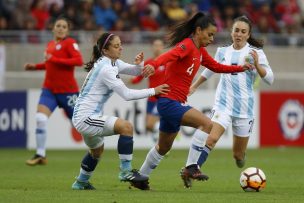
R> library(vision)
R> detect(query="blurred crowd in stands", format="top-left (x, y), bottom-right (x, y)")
top-left (0, 0), bottom-right (303, 34)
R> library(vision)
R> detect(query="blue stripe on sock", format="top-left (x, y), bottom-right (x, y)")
top-left (197, 145), bottom-right (211, 167)
top-left (36, 128), bottom-right (46, 134)
top-left (192, 144), bottom-right (204, 152)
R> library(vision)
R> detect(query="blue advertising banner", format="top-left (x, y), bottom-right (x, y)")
top-left (0, 91), bottom-right (27, 147)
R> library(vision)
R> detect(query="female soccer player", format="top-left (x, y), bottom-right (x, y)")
top-left (130, 39), bottom-right (166, 143)
top-left (181, 15), bottom-right (274, 188)
top-left (24, 17), bottom-right (83, 166)
top-left (71, 33), bottom-right (169, 190)
top-left (138, 12), bottom-right (253, 189)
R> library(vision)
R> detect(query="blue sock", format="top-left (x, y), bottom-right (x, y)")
top-left (117, 135), bottom-right (133, 171)
top-left (197, 145), bottom-right (212, 167)
top-left (78, 171), bottom-right (91, 183)
top-left (77, 152), bottom-right (99, 182)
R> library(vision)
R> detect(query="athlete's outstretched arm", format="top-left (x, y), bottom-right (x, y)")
top-left (250, 50), bottom-right (274, 85)
top-left (113, 83), bottom-right (169, 101)
top-left (201, 48), bottom-right (250, 73)
top-left (117, 60), bottom-right (144, 76)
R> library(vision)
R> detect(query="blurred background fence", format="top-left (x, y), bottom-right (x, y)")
top-left (1, 31), bottom-right (304, 91)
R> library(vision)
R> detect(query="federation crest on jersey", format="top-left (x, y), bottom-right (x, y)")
top-left (56, 44), bottom-right (62, 50)
top-left (279, 100), bottom-right (304, 141)
top-left (159, 65), bottom-right (165, 72)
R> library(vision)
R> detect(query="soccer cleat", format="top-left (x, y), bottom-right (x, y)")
top-left (119, 169), bottom-right (149, 182)
top-left (129, 179), bottom-right (150, 190)
top-left (119, 169), bottom-right (150, 190)
top-left (180, 164), bottom-right (209, 188)
top-left (26, 154), bottom-right (48, 166)
top-left (236, 154), bottom-right (246, 168)
top-left (72, 180), bottom-right (96, 190)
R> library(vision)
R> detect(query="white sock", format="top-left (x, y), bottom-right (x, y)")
top-left (139, 147), bottom-right (164, 176)
top-left (153, 121), bottom-right (160, 132)
top-left (186, 130), bottom-right (208, 167)
top-left (35, 112), bottom-right (48, 157)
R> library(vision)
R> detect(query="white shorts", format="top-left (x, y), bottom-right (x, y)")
top-left (210, 110), bottom-right (254, 137)
top-left (72, 114), bottom-right (118, 149)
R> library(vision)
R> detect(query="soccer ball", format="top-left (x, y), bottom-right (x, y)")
top-left (240, 167), bottom-right (266, 192)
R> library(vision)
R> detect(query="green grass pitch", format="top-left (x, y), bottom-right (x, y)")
top-left (0, 147), bottom-right (303, 203)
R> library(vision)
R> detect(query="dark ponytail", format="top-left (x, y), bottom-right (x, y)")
top-left (233, 16), bottom-right (264, 48)
top-left (167, 12), bottom-right (216, 47)
top-left (85, 33), bottom-right (115, 72)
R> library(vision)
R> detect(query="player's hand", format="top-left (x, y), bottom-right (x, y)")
top-left (242, 63), bottom-right (255, 71)
top-left (188, 86), bottom-right (196, 96)
top-left (142, 64), bottom-right (155, 78)
top-left (134, 52), bottom-right (144, 65)
top-left (249, 50), bottom-right (259, 67)
top-left (45, 54), bottom-right (52, 61)
top-left (24, 63), bottom-right (36, 70)
top-left (154, 84), bottom-right (170, 95)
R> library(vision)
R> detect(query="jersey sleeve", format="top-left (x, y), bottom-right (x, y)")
top-left (35, 63), bottom-right (46, 70)
top-left (130, 75), bottom-right (144, 84)
top-left (200, 48), bottom-right (244, 73)
top-left (151, 40), bottom-right (191, 68)
top-left (117, 59), bottom-right (144, 76)
top-left (201, 47), bottom-right (224, 79)
top-left (258, 49), bottom-right (274, 85)
top-left (113, 84), bottom-right (155, 101)
top-left (101, 66), bottom-right (125, 90)
top-left (48, 39), bottom-right (83, 67)
top-left (201, 68), bottom-right (215, 80)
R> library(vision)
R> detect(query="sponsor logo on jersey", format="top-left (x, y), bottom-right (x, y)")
top-left (179, 44), bottom-right (186, 50)
top-left (279, 100), bottom-right (304, 141)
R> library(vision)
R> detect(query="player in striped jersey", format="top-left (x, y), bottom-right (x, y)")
top-left (181, 16), bottom-right (274, 188)
top-left (71, 33), bottom-right (169, 190)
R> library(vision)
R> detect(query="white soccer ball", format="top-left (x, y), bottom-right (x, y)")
top-left (240, 167), bottom-right (266, 192)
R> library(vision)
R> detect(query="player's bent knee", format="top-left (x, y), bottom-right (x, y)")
top-left (120, 120), bottom-right (133, 135)
top-left (90, 146), bottom-right (104, 159)
top-left (36, 112), bottom-right (48, 128)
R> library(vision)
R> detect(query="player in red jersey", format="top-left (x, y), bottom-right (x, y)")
top-left (138, 12), bottom-right (253, 189)
top-left (130, 39), bottom-right (165, 143)
top-left (24, 17), bottom-right (83, 166)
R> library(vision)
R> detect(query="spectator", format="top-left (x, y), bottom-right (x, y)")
top-left (9, 1), bottom-right (33, 30)
top-left (140, 8), bottom-right (160, 31)
top-left (93, 0), bottom-right (118, 31)
top-left (165, 0), bottom-right (187, 23)
top-left (30, 0), bottom-right (50, 30)
top-left (254, 3), bottom-right (281, 33)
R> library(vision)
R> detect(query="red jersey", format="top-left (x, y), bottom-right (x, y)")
top-left (150, 38), bottom-right (244, 103)
top-left (35, 37), bottom-right (83, 93)
top-left (131, 58), bottom-right (166, 102)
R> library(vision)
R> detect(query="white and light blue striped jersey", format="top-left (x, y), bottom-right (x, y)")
top-left (73, 56), bottom-right (154, 121)
top-left (201, 43), bottom-right (274, 118)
